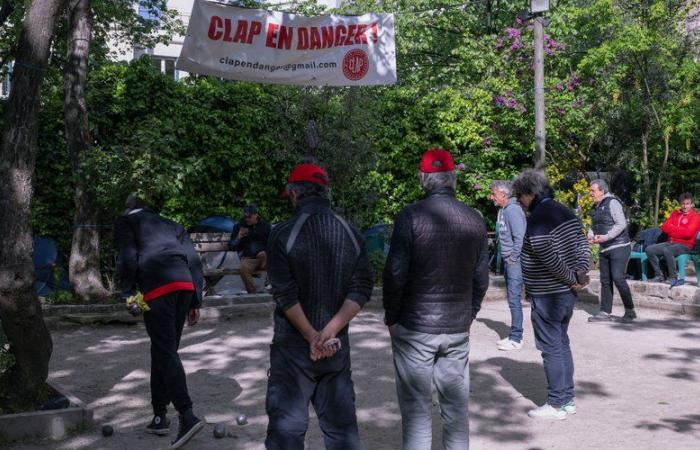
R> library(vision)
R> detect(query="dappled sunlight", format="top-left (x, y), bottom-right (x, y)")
top-left (84, 336), bottom-right (150, 354)
top-left (356, 404), bottom-right (402, 425)
top-left (181, 328), bottom-right (217, 340)
top-left (12, 304), bottom-right (700, 449)
top-left (50, 369), bottom-right (74, 380)
top-left (350, 337), bottom-right (390, 349)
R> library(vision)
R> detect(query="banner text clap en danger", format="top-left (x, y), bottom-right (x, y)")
top-left (176, 0), bottom-right (397, 86)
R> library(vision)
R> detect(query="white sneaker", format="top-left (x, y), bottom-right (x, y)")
top-left (496, 337), bottom-right (510, 345)
top-left (561, 399), bottom-right (576, 414)
top-left (527, 404), bottom-right (567, 420)
top-left (497, 339), bottom-right (523, 351)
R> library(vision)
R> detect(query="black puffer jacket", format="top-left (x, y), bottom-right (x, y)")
top-left (383, 188), bottom-right (489, 334)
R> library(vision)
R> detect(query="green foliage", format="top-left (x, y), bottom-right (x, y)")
top-left (368, 251), bottom-right (386, 286)
top-left (3, 0), bottom-right (696, 275)
top-left (41, 291), bottom-right (76, 306)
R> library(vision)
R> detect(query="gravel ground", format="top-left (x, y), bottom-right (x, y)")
top-left (10, 298), bottom-right (700, 450)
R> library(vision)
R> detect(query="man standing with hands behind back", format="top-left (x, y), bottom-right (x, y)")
top-left (265, 162), bottom-right (374, 450)
top-left (228, 204), bottom-right (271, 293)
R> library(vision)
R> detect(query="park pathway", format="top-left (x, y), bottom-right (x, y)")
top-left (12, 300), bottom-right (700, 449)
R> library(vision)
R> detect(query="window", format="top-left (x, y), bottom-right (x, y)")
top-left (149, 56), bottom-right (180, 81)
top-left (164, 59), bottom-right (175, 79)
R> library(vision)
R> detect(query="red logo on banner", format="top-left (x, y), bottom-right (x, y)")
top-left (343, 49), bottom-right (369, 81)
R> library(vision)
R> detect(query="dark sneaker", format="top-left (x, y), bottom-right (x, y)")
top-left (146, 414), bottom-right (170, 436)
top-left (669, 278), bottom-right (685, 288)
top-left (169, 413), bottom-right (203, 450)
top-left (619, 309), bottom-right (637, 323)
top-left (649, 275), bottom-right (665, 283)
top-left (588, 311), bottom-right (614, 323)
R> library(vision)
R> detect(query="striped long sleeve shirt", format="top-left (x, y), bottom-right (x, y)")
top-left (522, 197), bottom-right (590, 296)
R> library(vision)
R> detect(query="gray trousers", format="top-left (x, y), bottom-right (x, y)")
top-left (391, 324), bottom-right (470, 450)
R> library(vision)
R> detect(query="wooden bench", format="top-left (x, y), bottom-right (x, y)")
top-left (189, 232), bottom-right (267, 295)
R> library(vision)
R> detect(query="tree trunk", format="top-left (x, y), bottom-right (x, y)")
top-left (653, 132), bottom-right (670, 227)
top-left (64, 0), bottom-right (109, 303)
top-left (641, 128), bottom-right (652, 213)
top-left (0, 0), bottom-right (64, 411)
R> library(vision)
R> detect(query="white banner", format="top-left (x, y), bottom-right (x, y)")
top-left (176, 0), bottom-right (397, 86)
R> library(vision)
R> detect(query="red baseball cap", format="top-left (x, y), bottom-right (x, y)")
top-left (419, 148), bottom-right (455, 173)
top-left (282, 163), bottom-right (329, 197)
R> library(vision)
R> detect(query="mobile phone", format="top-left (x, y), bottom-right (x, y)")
top-left (324, 338), bottom-right (341, 351)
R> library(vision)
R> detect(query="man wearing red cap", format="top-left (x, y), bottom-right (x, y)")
top-left (265, 162), bottom-right (374, 450)
top-left (384, 149), bottom-right (489, 449)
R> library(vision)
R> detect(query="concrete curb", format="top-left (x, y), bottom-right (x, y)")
top-left (0, 383), bottom-right (93, 442)
top-left (40, 275), bottom-right (699, 329)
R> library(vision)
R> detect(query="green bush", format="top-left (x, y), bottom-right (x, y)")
top-left (369, 250), bottom-right (386, 286)
top-left (41, 291), bottom-right (76, 305)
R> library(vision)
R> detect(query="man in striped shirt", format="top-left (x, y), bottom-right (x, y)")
top-left (512, 170), bottom-right (590, 420)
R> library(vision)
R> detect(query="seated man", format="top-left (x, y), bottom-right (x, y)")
top-left (228, 204), bottom-right (271, 293)
top-left (645, 193), bottom-right (700, 286)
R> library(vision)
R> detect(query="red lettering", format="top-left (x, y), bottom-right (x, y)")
top-left (223, 18), bottom-right (234, 42)
top-left (345, 25), bottom-right (356, 46)
top-left (370, 22), bottom-right (378, 43)
top-left (266, 23), bottom-right (279, 48)
top-left (278, 25), bottom-right (293, 49)
top-left (321, 26), bottom-right (334, 48)
top-left (208, 15), bottom-right (223, 40)
top-left (248, 21), bottom-right (262, 44)
top-left (309, 27), bottom-right (322, 50)
top-left (334, 25), bottom-right (346, 47)
top-left (233, 20), bottom-right (248, 43)
top-left (355, 24), bottom-right (368, 44)
top-left (297, 27), bottom-right (309, 50)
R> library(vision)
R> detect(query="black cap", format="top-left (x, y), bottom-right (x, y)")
top-left (243, 204), bottom-right (258, 215)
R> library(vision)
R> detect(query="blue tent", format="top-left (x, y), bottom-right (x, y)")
top-left (33, 237), bottom-right (70, 296)
top-left (188, 215), bottom-right (236, 233)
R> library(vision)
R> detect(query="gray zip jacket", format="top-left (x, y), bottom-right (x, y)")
top-left (498, 197), bottom-right (527, 263)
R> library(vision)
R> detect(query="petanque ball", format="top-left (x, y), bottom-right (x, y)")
top-left (236, 414), bottom-right (248, 426)
top-left (213, 424), bottom-right (226, 439)
top-left (101, 425), bottom-right (114, 437)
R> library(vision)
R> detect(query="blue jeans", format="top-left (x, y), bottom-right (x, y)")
top-left (531, 291), bottom-right (576, 407)
top-left (504, 261), bottom-right (524, 342)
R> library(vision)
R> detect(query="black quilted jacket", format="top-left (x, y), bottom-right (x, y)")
top-left (267, 197), bottom-right (374, 347)
top-left (383, 188), bottom-right (489, 334)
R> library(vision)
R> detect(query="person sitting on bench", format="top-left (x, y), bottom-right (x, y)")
top-left (645, 192), bottom-right (700, 287)
top-left (228, 204), bottom-right (271, 293)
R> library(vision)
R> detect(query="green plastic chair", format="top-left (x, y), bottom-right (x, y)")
top-left (676, 232), bottom-right (700, 282)
top-left (629, 246), bottom-right (649, 281)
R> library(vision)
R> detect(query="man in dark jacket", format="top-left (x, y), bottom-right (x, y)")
top-left (513, 170), bottom-right (590, 421)
top-left (383, 148), bottom-right (489, 450)
top-left (228, 204), bottom-right (271, 293)
top-left (265, 163), bottom-right (374, 450)
top-left (114, 195), bottom-right (204, 450)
